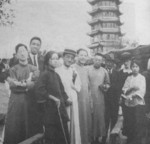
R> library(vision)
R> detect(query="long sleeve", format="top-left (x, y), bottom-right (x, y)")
top-left (122, 76), bottom-right (131, 94)
top-left (74, 71), bottom-right (81, 92)
top-left (35, 71), bottom-right (49, 103)
top-left (134, 75), bottom-right (146, 99)
top-left (104, 69), bottom-right (110, 86)
top-left (58, 75), bottom-right (69, 101)
top-left (8, 67), bottom-right (18, 88)
top-left (123, 74), bottom-right (146, 106)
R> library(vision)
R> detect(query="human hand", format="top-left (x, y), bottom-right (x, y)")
top-left (146, 113), bottom-right (150, 119)
top-left (55, 98), bottom-right (61, 108)
top-left (26, 80), bottom-right (34, 89)
top-left (67, 99), bottom-right (72, 105)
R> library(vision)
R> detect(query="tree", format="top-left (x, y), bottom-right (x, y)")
top-left (0, 0), bottom-right (15, 26)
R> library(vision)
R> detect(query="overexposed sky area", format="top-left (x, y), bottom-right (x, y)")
top-left (0, 0), bottom-right (150, 58)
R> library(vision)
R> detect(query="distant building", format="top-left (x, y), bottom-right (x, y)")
top-left (87, 0), bottom-right (123, 55)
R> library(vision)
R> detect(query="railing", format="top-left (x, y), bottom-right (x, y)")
top-left (19, 133), bottom-right (44, 144)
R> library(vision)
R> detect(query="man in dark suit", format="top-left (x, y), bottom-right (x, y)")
top-left (26, 37), bottom-right (45, 138)
top-left (102, 55), bottom-right (121, 144)
top-left (28, 36), bottom-right (44, 72)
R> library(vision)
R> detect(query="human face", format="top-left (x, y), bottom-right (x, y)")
top-left (106, 60), bottom-right (114, 70)
top-left (49, 53), bottom-right (59, 68)
top-left (30, 39), bottom-right (41, 55)
top-left (93, 55), bottom-right (103, 68)
top-left (77, 50), bottom-right (88, 65)
top-left (124, 60), bottom-right (131, 69)
top-left (17, 46), bottom-right (28, 62)
top-left (131, 63), bottom-right (140, 75)
top-left (63, 54), bottom-right (75, 67)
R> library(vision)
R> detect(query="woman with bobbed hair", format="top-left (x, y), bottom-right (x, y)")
top-left (35, 51), bottom-right (70, 144)
top-left (122, 59), bottom-right (146, 144)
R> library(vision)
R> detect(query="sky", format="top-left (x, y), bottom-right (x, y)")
top-left (0, 0), bottom-right (150, 58)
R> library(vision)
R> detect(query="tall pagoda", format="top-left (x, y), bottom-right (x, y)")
top-left (87, 0), bottom-right (123, 54)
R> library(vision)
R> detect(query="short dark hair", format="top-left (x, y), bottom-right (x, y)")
top-left (77, 48), bottom-right (88, 55)
top-left (30, 36), bottom-right (42, 45)
top-left (131, 59), bottom-right (141, 68)
top-left (15, 43), bottom-right (28, 53)
top-left (44, 51), bottom-right (57, 67)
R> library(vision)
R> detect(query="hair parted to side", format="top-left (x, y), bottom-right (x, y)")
top-left (30, 36), bottom-right (42, 45)
top-left (44, 51), bottom-right (57, 66)
top-left (15, 43), bottom-right (28, 53)
top-left (131, 59), bottom-right (141, 68)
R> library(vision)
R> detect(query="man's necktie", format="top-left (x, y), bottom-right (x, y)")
top-left (33, 55), bottom-right (37, 66)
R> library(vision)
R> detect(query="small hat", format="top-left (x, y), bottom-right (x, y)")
top-left (63, 49), bottom-right (76, 56)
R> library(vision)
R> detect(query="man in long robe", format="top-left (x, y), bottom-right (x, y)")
top-left (56, 49), bottom-right (81, 144)
top-left (74, 49), bottom-right (92, 144)
top-left (88, 53), bottom-right (110, 143)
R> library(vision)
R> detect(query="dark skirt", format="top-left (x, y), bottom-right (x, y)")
top-left (4, 92), bottom-right (28, 144)
top-left (133, 105), bottom-right (147, 144)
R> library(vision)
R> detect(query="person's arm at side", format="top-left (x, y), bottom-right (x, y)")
top-left (35, 71), bottom-right (49, 103)
top-left (57, 74), bottom-right (72, 106)
top-left (132, 75), bottom-right (146, 100)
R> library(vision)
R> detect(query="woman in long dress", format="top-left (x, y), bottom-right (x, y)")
top-left (3, 44), bottom-right (39, 144)
top-left (35, 51), bottom-right (70, 144)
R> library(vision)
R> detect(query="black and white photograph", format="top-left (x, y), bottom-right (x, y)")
top-left (0, 0), bottom-right (150, 144)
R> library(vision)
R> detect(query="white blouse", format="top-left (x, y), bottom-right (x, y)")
top-left (122, 73), bottom-right (146, 106)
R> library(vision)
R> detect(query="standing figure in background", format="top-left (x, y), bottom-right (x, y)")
top-left (0, 59), bottom-right (10, 124)
top-left (143, 63), bottom-right (150, 144)
top-left (56, 49), bottom-right (81, 144)
top-left (35, 51), bottom-right (70, 144)
top-left (9, 53), bottom-right (19, 68)
top-left (88, 53), bottom-right (110, 144)
top-left (4, 44), bottom-right (39, 144)
top-left (74, 49), bottom-right (92, 144)
top-left (118, 52), bottom-right (132, 139)
top-left (103, 55), bottom-right (121, 144)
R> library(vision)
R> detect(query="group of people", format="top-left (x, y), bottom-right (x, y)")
top-left (0, 36), bottom-right (150, 144)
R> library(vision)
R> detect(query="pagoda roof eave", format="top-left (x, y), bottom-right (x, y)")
top-left (88, 18), bottom-right (121, 26)
top-left (87, 29), bottom-right (124, 37)
top-left (87, 0), bottom-right (99, 5)
top-left (87, 42), bottom-right (102, 49)
top-left (88, 7), bottom-right (120, 16)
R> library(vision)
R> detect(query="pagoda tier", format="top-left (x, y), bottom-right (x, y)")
top-left (87, 28), bottom-right (121, 37)
top-left (88, 6), bottom-right (120, 16)
top-left (87, 0), bottom-right (122, 5)
top-left (99, 40), bottom-right (121, 47)
top-left (88, 9), bottom-right (122, 16)
top-left (88, 17), bottom-right (120, 25)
